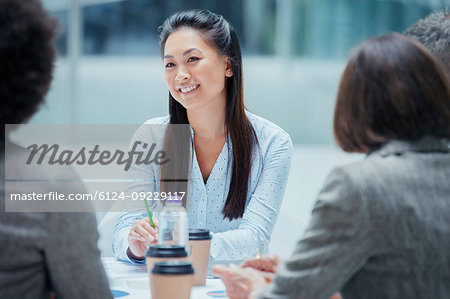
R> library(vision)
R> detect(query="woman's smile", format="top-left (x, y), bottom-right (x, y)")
top-left (178, 83), bottom-right (200, 95)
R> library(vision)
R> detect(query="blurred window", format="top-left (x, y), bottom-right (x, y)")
top-left (45, 0), bottom-right (443, 58)
top-left (291, 0), bottom-right (435, 58)
top-left (82, 0), bottom-right (245, 55)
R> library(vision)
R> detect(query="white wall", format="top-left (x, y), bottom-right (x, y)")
top-left (32, 57), bottom-right (346, 144)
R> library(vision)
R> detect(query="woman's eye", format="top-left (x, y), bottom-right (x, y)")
top-left (188, 57), bottom-right (199, 63)
top-left (165, 62), bottom-right (175, 68)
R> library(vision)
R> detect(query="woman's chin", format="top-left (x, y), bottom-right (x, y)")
top-left (175, 98), bottom-right (202, 111)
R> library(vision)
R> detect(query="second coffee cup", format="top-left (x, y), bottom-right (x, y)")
top-left (188, 229), bottom-right (212, 286)
top-left (146, 244), bottom-right (189, 273)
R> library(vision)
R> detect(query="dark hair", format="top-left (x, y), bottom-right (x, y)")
top-left (0, 0), bottom-right (57, 125)
top-left (158, 10), bottom-right (257, 220)
top-left (404, 9), bottom-right (450, 77)
top-left (334, 33), bottom-right (450, 153)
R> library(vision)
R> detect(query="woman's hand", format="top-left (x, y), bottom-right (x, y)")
top-left (212, 264), bottom-right (269, 299)
top-left (127, 217), bottom-right (159, 259)
top-left (241, 254), bottom-right (281, 275)
top-left (214, 262), bottom-right (342, 299)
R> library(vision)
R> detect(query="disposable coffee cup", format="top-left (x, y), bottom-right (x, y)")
top-left (188, 229), bottom-right (212, 286)
top-left (146, 245), bottom-right (189, 273)
top-left (150, 261), bottom-right (194, 299)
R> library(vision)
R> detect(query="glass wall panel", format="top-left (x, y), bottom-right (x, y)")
top-left (82, 0), bottom-right (247, 55)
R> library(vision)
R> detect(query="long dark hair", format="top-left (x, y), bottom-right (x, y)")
top-left (334, 33), bottom-right (450, 153)
top-left (159, 10), bottom-right (257, 220)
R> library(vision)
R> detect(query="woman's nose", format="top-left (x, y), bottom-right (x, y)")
top-left (175, 68), bottom-right (191, 82)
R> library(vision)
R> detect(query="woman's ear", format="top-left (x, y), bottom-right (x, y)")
top-left (225, 58), bottom-right (233, 77)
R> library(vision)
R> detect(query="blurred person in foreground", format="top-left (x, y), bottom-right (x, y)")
top-left (213, 33), bottom-right (450, 298)
top-left (0, 0), bottom-right (112, 298)
top-left (405, 9), bottom-right (450, 76)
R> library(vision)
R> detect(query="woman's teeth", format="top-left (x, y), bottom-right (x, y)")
top-left (180, 85), bottom-right (198, 93)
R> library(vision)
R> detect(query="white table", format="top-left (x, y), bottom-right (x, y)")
top-left (102, 257), bottom-right (228, 299)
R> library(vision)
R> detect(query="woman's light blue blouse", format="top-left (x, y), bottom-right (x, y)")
top-left (112, 111), bottom-right (292, 263)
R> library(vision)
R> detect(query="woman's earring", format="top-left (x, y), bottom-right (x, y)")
top-left (226, 71), bottom-right (232, 76)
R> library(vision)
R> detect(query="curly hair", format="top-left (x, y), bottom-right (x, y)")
top-left (0, 0), bottom-right (57, 125)
top-left (404, 9), bottom-right (450, 77)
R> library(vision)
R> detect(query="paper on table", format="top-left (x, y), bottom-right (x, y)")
top-left (102, 257), bottom-right (148, 279)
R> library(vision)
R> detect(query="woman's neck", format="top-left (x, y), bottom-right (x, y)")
top-left (187, 99), bottom-right (227, 139)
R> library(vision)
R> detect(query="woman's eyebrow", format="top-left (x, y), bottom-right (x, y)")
top-left (163, 48), bottom-right (201, 59)
top-left (182, 48), bottom-right (200, 56)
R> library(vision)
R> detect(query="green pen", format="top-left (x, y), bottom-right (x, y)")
top-left (144, 197), bottom-right (155, 229)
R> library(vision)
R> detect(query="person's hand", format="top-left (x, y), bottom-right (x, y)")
top-left (241, 254), bottom-right (281, 274)
top-left (212, 264), bottom-right (269, 299)
top-left (127, 217), bottom-right (159, 259)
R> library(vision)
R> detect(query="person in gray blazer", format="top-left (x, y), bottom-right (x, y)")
top-left (0, 0), bottom-right (112, 298)
top-left (213, 33), bottom-right (450, 299)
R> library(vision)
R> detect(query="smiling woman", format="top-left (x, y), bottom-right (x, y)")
top-left (112, 9), bottom-right (293, 264)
